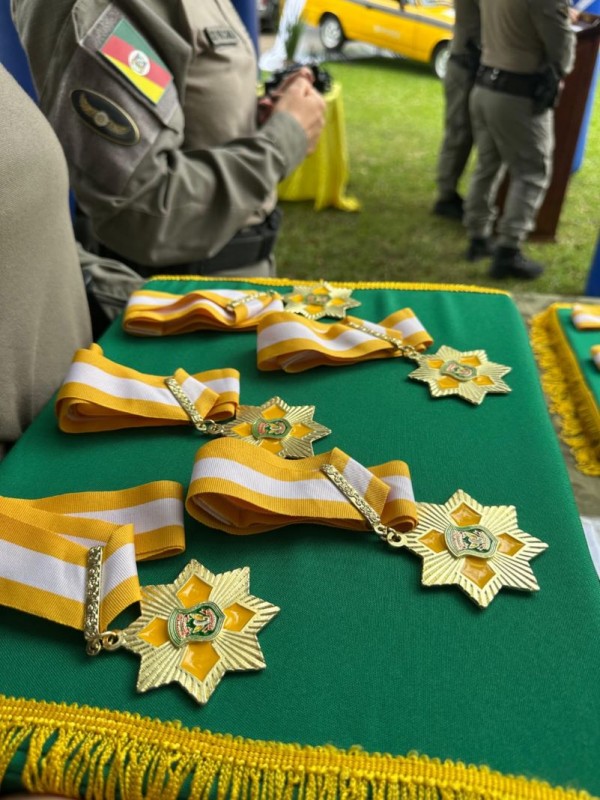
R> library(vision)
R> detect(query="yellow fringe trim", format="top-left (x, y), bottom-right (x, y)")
top-left (530, 304), bottom-right (600, 476)
top-left (0, 695), bottom-right (595, 800)
top-left (144, 276), bottom-right (509, 295)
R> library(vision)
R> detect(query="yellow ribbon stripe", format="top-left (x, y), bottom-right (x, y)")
top-left (571, 303), bottom-right (600, 330)
top-left (186, 439), bottom-right (417, 535)
top-left (256, 310), bottom-right (433, 372)
top-left (14, 481), bottom-right (185, 561)
top-left (123, 288), bottom-right (284, 335)
top-left (56, 343), bottom-right (239, 432)
top-left (593, 344), bottom-right (600, 371)
top-left (0, 482), bottom-right (184, 630)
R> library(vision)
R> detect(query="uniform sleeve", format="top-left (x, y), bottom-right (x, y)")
top-left (528, 0), bottom-right (576, 76)
top-left (74, 107), bottom-right (308, 268)
top-left (13, 0), bottom-right (308, 269)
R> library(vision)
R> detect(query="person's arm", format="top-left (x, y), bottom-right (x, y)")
top-left (12, 0), bottom-right (324, 268)
top-left (73, 107), bottom-right (311, 267)
top-left (528, 0), bottom-right (576, 76)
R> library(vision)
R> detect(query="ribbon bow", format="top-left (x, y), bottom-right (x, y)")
top-left (257, 310), bottom-right (433, 373)
top-left (56, 344), bottom-right (239, 432)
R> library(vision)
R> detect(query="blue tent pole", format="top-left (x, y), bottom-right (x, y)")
top-left (0, 0), bottom-right (36, 99)
top-left (230, 0), bottom-right (260, 56)
top-left (584, 233), bottom-right (600, 296)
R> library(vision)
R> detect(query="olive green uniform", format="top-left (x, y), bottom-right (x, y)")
top-left (0, 66), bottom-right (92, 455)
top-left (11, 0), bottom-right (309, 275)
top-left (464, 0), bottom-right (575, 249)
top-left (435, 0), bottom-right (481, 202)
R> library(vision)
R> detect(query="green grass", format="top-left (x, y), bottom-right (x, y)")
top-left (276, 57), bottom-right (600, 294)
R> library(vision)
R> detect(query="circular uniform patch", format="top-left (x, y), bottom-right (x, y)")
top-left (71, 89), bottom-right (140, 146)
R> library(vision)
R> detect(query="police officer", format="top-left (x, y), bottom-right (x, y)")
top-left (463, 0), bottom-right (575, 278)
top-left (11, 0), bottom-right (326, 277)
top-left (432, 0), bottom-right (481, 222)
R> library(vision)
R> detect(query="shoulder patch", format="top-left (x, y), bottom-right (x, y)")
top-left (71, 89), bottom-right (140, 146)
top-left (99, 18), bottom-right (173, 104)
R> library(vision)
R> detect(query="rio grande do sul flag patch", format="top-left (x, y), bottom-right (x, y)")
top-left (99, 18), bottom-right (172, 104)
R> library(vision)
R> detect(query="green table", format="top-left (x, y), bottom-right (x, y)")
top-left (1, 279), bottom-right (599, 798)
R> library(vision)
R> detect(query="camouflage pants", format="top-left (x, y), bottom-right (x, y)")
top-left (464, 85), bottom-right (554, 248)
top-left (435, 58), bottom-right (475, 199)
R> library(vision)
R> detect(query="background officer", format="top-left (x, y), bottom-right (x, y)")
top-left (432, 0), bottom-right (481, 224)
top-left (11, 0), bottom-right (326, 278)
top-left (463, 0), bottom-right (575, 279)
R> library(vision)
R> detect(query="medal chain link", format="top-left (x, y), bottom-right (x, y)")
top-left (227, 290), bottom-right (280, 310)
top-left (320, 464), bottom-right (406, 548)
top-left (84, 546), bottom-right (123, 655)
top-left (164, 377), bottom-right (225, 435)
top-left (343, 320), bottom-right (421, 361)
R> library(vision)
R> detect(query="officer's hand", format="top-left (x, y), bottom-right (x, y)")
top-left (274, 77), bottom-right (326, 154)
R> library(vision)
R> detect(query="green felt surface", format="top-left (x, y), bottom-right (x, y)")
top-left (1, 281), bottom-right (599, 793)
top-left (558, 306), bottom-right (600, 409)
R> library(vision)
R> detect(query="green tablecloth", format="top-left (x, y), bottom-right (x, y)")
top-left (1, 279), bottom-right (599, 797)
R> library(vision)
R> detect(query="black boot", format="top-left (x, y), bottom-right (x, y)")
top-left (465, 237), bottom-right (494, 262)
top-left (432, 191), bottom-right (463, 221)
top-left (489, 247), bottom-right (544, 280)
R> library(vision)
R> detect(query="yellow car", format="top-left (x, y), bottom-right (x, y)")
top-left (301, 0), bottom-right (455, 78)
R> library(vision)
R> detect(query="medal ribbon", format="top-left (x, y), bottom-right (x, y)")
top-left (56, 344), bottom-right (240, 432)
top-left (0, 481), bottom-right (184, 631)
top-left (592, 344), bottom-right (600, 371)
top-left (571, 303), bottom-right (600, 330)
top-left (123, 288), bottom-right (283, 335)
top-left (186, 439), bottom-right (417, 535)
top-left (256, 310), bottom-right (433, 373)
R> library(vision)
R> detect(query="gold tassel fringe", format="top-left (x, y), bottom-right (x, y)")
top-left (530, 304), bottom-right (600, 476)
top-left (0, 695), bottom-right (595, 800)
top-left (145, 276), bottom-right (509, 295)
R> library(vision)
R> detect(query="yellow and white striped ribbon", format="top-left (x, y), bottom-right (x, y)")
top-left (0, 481), bottom-right (184, 631)
top-left (56, 344), bottom-right (240, 432)
top-left (592, 344), bottom-right (600, 371)
top-left (123, 288), bottom-right (283, 335)
top-left (571, 303), bottom-right (600, 330)
top-left (186, 438), bottom-right (417, 536)
top-left (256, 310), bottom-right (433, 373)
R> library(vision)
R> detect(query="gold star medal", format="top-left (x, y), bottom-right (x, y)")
top-left (319, 469), bottom-right (547, 608)
top-left (407, 345), bottom-right (511, 405)
top-left (404, 490), bottom-right (548, 607)
top-left (220, 396), bottom-right (331, 458)
top-left (163, 379), bottom-right (331, 456)
top-left (282, 281), bottom-right (361, 320)
top-left (117, 560), bottom-right (279, 703)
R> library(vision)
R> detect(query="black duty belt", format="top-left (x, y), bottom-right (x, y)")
top-left (107, 208), bottom-right (283, 278)
top-left (182, 207), bottom-right (283, 275)
top-left (475, 66), bottom-right (539, 98)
